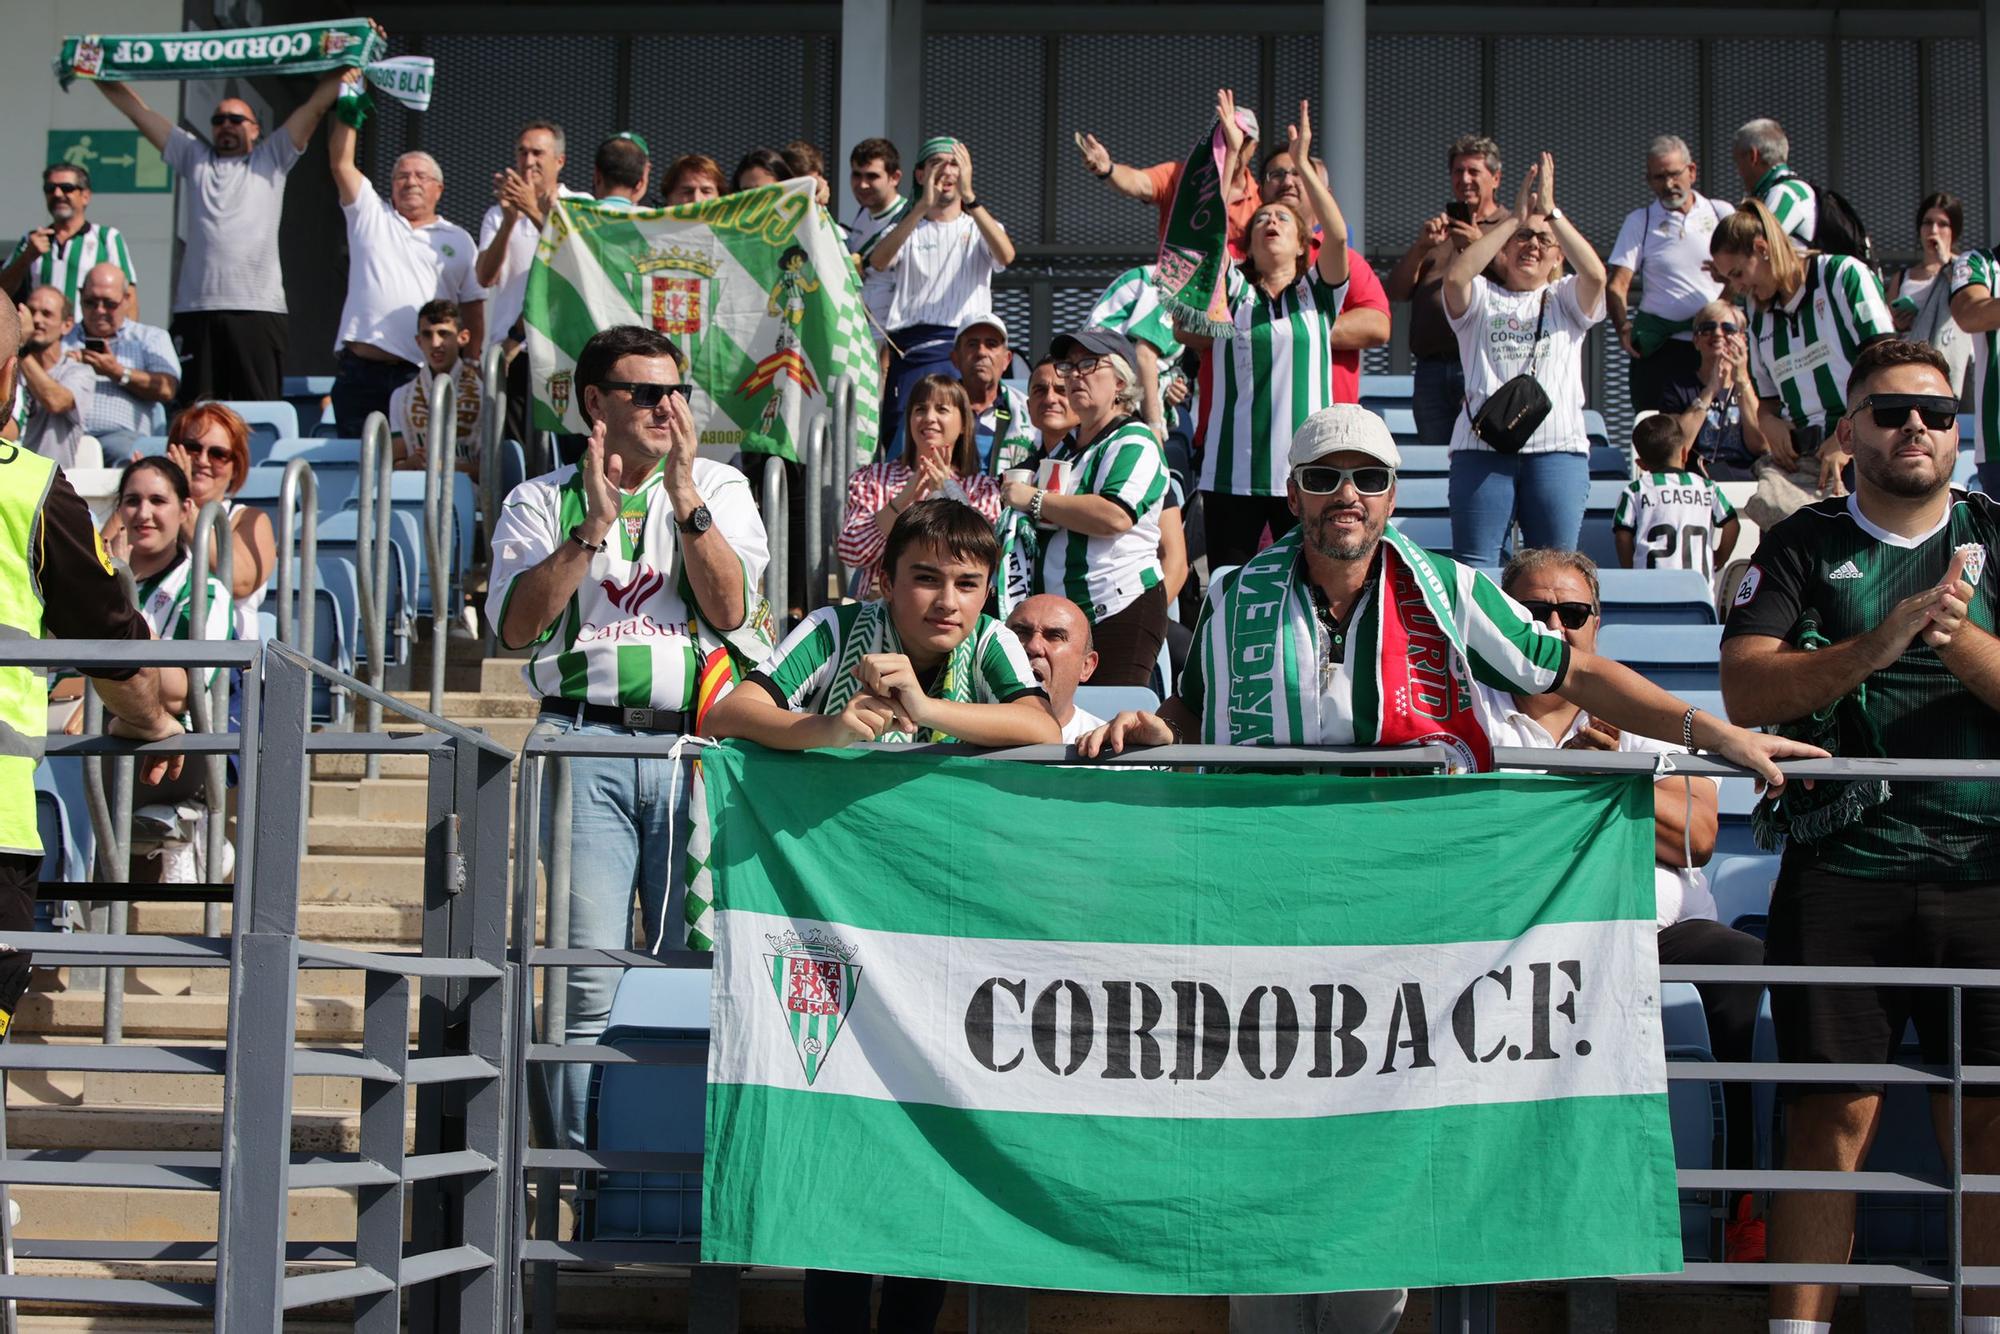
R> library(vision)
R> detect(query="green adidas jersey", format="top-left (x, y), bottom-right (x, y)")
top-left (749, 602), bottom-right (1043, 717)
top-left (1723, 490), bottom-right (2000, 879)
top-left (1746, 254), bottom-right (1893, 433)
top-left (1950, 249), bottom-right (1998, 465)
top-left (1033, 418), bottom-right (1169, 622)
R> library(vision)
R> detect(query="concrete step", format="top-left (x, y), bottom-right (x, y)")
top-left (14, 989), bottom-right (389, 1042)
top-left (296, 854), bottom-right (425, 898)
top-left (308, 776), bottom-right (428, 821)
top-left (8, 1184), bottom-right (355, 1242)
top-left (388, 689), bottom-right (539, 719)
top-left (3, 1103), bottom-right (370, 1154)
top-left (480, 654), bottom-right (533, 696)
top-left (306, 818), bottom-right (428, 856)
top-left (129, 899), bottom-right (419, 941)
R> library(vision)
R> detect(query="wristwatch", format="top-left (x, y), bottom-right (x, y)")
top-left (678, 504), bottom-right (713, 535)
top-left (961, 197), bottom-right (982, 212)
top-left (118, 368), bottom-right (132, 388)
top-left (1546, 207), bottom-right (1565, 222)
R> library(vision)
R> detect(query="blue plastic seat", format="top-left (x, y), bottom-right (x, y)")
top-left (1707, 854), bottom-right (1777, 935)
top-left (279, 376), bottom-right (335, 438)
top-left (1589, 445), bottom-right (1631, 479)
top-left (1585, 478), bottom-right (1626, 514)
top-left (1390, 515), bottom-right (1453, 552)
top-left (1583, 409), bottom-right (1610, 449)
top-left (1074, 684), bottom-right (1161, 719)
top-left (1391, 476), bottom-right (1450, 518)
top-left (1398, 445), bottom-right (1450, 477)
top-left (1359, 374), bottom-right (1413, 411)
top-left (1379, 406), bottom-right (1421, 444)
top-left (316, 511), bottom-right (415, 665)
top-left (220, 401), bottom-right (299, 467)
top-left (583, 969), bottom-right (712, 1243)
top-left (1596, 569), bottom-right (1717, 626)
top-left (1663, 981), bottom-right (1726, 1262)
top-left (1596, 623), bottom-right (1721, 694)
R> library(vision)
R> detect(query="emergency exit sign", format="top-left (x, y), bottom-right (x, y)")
top-left (44, 130), bottom-right (172, 194)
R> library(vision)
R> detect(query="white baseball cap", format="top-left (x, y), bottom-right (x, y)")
top-left (955, 312), bottom-right (1009, 345)
top-left (1286, 404), bottom-right (1402, 471)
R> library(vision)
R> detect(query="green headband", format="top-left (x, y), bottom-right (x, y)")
top-left (917, 136), bottom-right (959, 165)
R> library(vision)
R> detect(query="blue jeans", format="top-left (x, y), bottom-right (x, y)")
top-left (531, 713), bottom-right (694, 1150)
top-left (1411, 357), bottom-right (1464, 447)
top-left (1447, 449), bottom-right (1592, 567)
top-left (330, 348), bottom-right (418, 439)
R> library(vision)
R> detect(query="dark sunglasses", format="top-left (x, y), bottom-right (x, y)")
top-left (171, 441), bottom-right (236, 465)
top-left (1694, 320), bottom-right (1740, 336)
top-left (79, 296), bottom-right (121, 309)
top-left (1854, 393), bottom-right (1958, 431)
top-left (210, 113), bottom-right (254, 127)
top-left (600, 380), bottom-right (692, 408)
top-left (1294, 464), bottom-right (1395, 496)
top-left (45, 182), bottom-right (82, 195)
top-left (1519, 599), bottom-right (1597, 631)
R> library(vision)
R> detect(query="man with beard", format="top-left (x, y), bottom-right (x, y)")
top-left (1606, 135), bottom-right (1735, 412)
top-left (1, 166), bottom-right (136, 318)
top-left (15, 287), bottom-right (95, 470)
top-left (1721, 338), bottom-right (2000, 1333)
top-left (96, 69), bottom-right (346, 401)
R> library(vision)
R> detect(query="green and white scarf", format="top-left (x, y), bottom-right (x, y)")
top-left (1154, 120), bottom-right (1236, 339)
top-left (995, 506), bottom-right (1038, 618)
top-left (55, 21), bottom-right (434, 116)
top-left (821, 601), bottom-right (979, 743)
top-left (1201, 525), bottom-right (1496, 771)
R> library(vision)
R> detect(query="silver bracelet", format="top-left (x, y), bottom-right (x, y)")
top-left (1681, 706), bottom-right (1698, 750)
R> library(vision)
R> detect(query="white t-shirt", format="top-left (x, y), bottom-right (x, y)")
top-left (477, 185), bottom-right (585, 347)
top-left (1474, 686), bottom-right (1717, 928)
top-left (1607, 195), bottom-right (1734, 329)
top-left (1448, 273), bottom-right (1603, 456)
top-left (881, 212), bottom-right (1007, 332)
top-left (334, 191), bottom-right (486, 360)
top-left (1060, 705), bottom-right (1106, 745)
top-left (846, 196), bottom-right (911, 344)
top-left (163, 127), bottom-right (303, 314)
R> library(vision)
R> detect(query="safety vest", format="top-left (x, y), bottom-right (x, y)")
top-left (0, 445), bottom-right (56, 855)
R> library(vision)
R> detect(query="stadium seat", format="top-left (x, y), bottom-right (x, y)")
top-left (363, 470), bottom-right (479, 585)
top-left (1707, 854), bottom-right (1777, 935)
top-left (1074, 685), bottom-right (1160, 720)
top-left (1713, 778), bottom-right (1763, 860)
top-left (1583, 409), bottom-right (1610, 449)
top-left (1390, 515), bottom-right (1453, 551)
top-left (1588, 445), bottom-right (1630, 479)
top-left (1359, 374), bottom-right (1412, 413)
top-left (280, 375), bottom-right (336, 437)
top-left (1398, 445), bottom-right (1450, 477)
top-left (1596, 569), bottom-right (1716, 626)
top-left (1577, 520), bottom-right (1623, 569)
top-left (1379, 407), bottom-right (1422, 444)
top-left (127, 435), bottom-right (173, 459)
top-left (1595, 624), bottom-right (1722, 693)
top-left (1585, 478), bottom-right (1626, 514)
top-left (316, 511), bottom-right (416, 665)
top-left (582, 968), bottom-right (711, 1243)
top-left (220, 401), bottom-right (300, 467)
top-left (1390, 476), bottom-right (1449, 517)
top-left (1662, 981), bottom-right (1726, 1262)
top-left (265, 439), bottom-right (366, 515)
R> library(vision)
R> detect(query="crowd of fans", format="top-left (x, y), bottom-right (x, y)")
top-left (6, 73), bottom-right (1998, 1334)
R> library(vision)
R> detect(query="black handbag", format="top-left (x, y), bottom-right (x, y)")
top-left (1467, 290), bottom-right (1552, 455)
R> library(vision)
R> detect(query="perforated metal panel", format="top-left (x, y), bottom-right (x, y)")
top-left (1053, 35), bottom-right (1261, 250)
top-left (922, 36), bottom-right (1045, 242)
top-left (1707, 40), bottom-right (1831, 198)
top-left (1837, 39), bottom-right (1921, 263)
top-left (1927, 38), bottom-right (1987, 248)
top-left (1363, 36), bottom-right (1482, 263)
top-left (419, 36), bottom-right (620, 231)
top-left (357, 33), bottom-right (419, 187)
top-left (629, 36), bottom-right (817, 184)
top-left (990, 287), bottom-right (1034, 348)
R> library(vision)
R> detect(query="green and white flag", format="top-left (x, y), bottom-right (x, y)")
top-left (701, 747), bottom-right (1682, 1294)
top-left (54, 21), bottom-right (433, 112)
top-left (524, 179), bottom-right (879, 463)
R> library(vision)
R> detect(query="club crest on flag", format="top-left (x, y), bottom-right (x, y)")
top-left (764, 928), bottom-right (862, 1086)
top-left (546, 371), bottom-right (571, 419)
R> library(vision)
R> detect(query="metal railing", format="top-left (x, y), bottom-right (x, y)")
top-left (424, 372), bottom-right (459, 715)
top-left (1, 639), bottom-right (518, 1332)
top-left (353, 412), bottom-right (398, 780)
top-left (759, 451), bottom-right (790, 624)
top-left (272, 458), bottom-right (319, 653)
top-left (480, 343), bottom-right (509, 658)
top-left (182, 504), bottom-right (234, 943)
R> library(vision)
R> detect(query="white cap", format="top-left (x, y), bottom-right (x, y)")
top-left (955, 311), bottom-right (1008, 345)
top-left (1286, 404), bottom-right (1402, 471)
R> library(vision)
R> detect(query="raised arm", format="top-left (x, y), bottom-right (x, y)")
top-left (283, 68), bottom-right (347, 151)
top-left (1384, 217), bottom-right (1449, 303)
top-left (1443, 213), bottom-right (1517, 319)
top-left (95, 82), bottom-right (173, 153)
top-left (1074, 133), bottom-right (1162, 203)
top-left (326, 73), bottom-right (368, 207)
top-left (955, 146), bottom-right (1014, 269)
top-left (1536, 153), bottom-right (1605, 314)
top-left (1286, 101), bottom-right (1349, 288)
top-left (867, 170), bottom-right (933, 272)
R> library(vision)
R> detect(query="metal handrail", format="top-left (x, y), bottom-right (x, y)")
top-left (480, 343), bottom-right (508, 656)
top-left (424, 373), bottom-right (458, 715)
top-left (759, 456), bottom-right (788, 626)
top-left (353, 413), bottom-right (396, 779)
top-left (801, 411), bottom-right (828, 613)
top-left (186, 502), bottom-right (235, 943)
top-left (273, 459), bottom-right (318, 653)
top-left (826, 377), bottom-right (854, 597)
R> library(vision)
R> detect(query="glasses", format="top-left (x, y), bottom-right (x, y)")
top-left (1051, 356), bottom-right (1105, 379)
top-left (1695, 320), bottom-right (1741, 336)
top-left (1264, 167), bottom-right (1303, 183)
top-left (45, 182), bottom-right (82, 195)
top-left (172, 441), bottom-right (236, 466)
top-left (600, 380), bottom-right (692, 408)
top-left (210, 113), bottom-right (254, 127)
top-left (79, 296), bottom-right (121, 309)
top-left (1512, 230), bottom-right (1557, 249)
top-left (1293, 464), bottom-right (1395, 496)
top-left (1854, 393), bottom-right (1958, 431)
top-left (1519, 599), bottom-right (1597, 631)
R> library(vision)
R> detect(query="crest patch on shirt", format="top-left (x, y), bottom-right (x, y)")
top-left (1733, 565), bottom-right (1762, 607)
top-left (1956, 542), bottom-right (1988, 588)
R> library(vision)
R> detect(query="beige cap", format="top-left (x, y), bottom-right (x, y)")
top-left (1287, 403), bottom-right (1402, 471)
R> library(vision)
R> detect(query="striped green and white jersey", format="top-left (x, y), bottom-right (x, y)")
top-left (846, 195), bottom-right (911, 342)
top-left (1950, 249), bottom-right (1999, 464)
top-left (1034, 418), bottom-right (1170, 621)
top-left (1088, 264), bottom-right (1185, 361)
top-left (1612, 470), bottom-right (1738, 578)
top-left (1754, 165), bottom-right (1817, 254)
top-left (134, 552), bottom-right (234, 695)
top-left (488, 457), bottom-right (768, 711)
top-left (1746, 254), bottom-right (1893, 433)
top-left (1194, 263), bottom-right (1351, 497)
top-left (6, 222), bottom-right (137, 311)
top-left (750, 602), bottom-right (1042, 714)
top-left (979, 383), bottom-right (1039, 477)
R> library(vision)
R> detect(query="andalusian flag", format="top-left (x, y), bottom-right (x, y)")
top-left (524, 178), bottom-right (878, 462)
top-left (700, 747), bottom-right (1682, 1294)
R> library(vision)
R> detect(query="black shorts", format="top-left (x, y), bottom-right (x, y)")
top-left (1767, 859), bottom-right (2000, 1095)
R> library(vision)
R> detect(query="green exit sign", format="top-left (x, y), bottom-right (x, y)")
top-left (45, 130), bottom-right (173, 194)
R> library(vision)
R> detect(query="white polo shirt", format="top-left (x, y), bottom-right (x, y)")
top-left (1475, 685), bottom-right (1717, 927)
top-left (1608, 194), bottom-right (1735, 331)
top-left (476, 184), bottom-right (587, 346)
top-left (334, 189), bottom-right (486, 360)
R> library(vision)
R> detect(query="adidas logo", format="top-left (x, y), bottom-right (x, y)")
top-left (1828, 560), bottom-right (1864, 580)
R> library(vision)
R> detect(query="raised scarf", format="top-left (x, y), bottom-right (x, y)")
top-left (1206, 525), bottom-right (1495, 771)
top-left (1153, 120), bottom-right (1236, 340)
top-left (55, 22), bottom-right (434, 120)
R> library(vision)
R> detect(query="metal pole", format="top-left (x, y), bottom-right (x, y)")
top-left (480, 343), bottom-right (508, 657)
top-left (275, 459), bottom-right (319, 652)
top-left (761, 456), bottom-right (789, 628)
top-left (356, 413), bottom-right (394, 779)
top-left (104, 754), bottom-right (131, 1045)
top-left (1321, 0), bottom-right (1367, 253)
top-left (187, 502), bottom-right (234, 939)
top-left (802, 412), bottom-right (828, 613)
top-left (425, 373), bottom-right (456, 715)
top-left (827, 378), bottom-right (852, 593)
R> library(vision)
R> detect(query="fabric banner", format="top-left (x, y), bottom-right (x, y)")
top-left (523, 179), bottom-right (880, 463)
top-left (53, 21), bottom-right (432, 112)
top-left (699, 747), bottom-right (1683, 1295)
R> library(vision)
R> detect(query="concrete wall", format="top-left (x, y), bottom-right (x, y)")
top-left (3, 0), bottom-right (182, 322)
